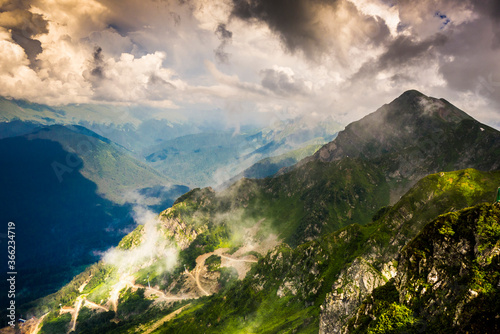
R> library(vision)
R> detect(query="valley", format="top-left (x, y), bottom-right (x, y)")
top-left (0, 100), bottom-right (336, 310)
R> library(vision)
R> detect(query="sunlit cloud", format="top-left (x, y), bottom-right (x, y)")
top-left (0, 0), bottom-right (499, 127)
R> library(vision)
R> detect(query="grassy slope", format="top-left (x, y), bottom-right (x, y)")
top-left (151, 169), bottom-right (500, 333)
top-left (33, 169), bottom-right (500, 333)
top-left (26, 125), bottom-right (174, 204)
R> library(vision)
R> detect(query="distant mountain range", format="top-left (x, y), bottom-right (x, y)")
top-left (0, 125), bottom-right (187, 305)
top-left (19, 90), bottom-right (500, 333)
top-left (144, 117), bottom-right (340, 187)
top-left (0, 96), bottom-right (341, 311)
top-left (0, 96), bottom-right (343, 187)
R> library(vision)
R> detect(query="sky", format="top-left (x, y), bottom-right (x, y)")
top-left (1, 0), bottom-right (500, 127)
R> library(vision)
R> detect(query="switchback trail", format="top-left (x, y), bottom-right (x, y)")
top-left (142, 304), bottom-right (191, 334)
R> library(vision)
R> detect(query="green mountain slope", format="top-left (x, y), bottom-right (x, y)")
top-left (155, 169), bottom-right (500, 334)
top-left (0, 125), bottom-right (188, 307)
top-left (24, 169), bottom-right (500, 333)
top-left (25, 125), bottom-right (177, 204)
top-left (17, 90), bottom-right (500, 333)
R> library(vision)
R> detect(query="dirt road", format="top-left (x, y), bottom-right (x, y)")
top-left (142, 304), bottom-right (191, 334)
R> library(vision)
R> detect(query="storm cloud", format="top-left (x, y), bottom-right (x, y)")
top-left (214, 23), bottom-right (233, 64)
top-left (353, 33), bottom-right (448, 80)
top-left (1, 0), bottom-right (500, 127)
top-left (230, 0), bottom-right (390, 60)
top-left (0, 0), bottom-right (48, 67)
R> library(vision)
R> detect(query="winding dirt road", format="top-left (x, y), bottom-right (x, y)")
top-left (142, 304), bottom-right (191, 334)
top-left (47, 248), bottom-right (259, 332)
top-left (219, 254), bottom-right (258, 263)
top-left (28, 312), bottom-right (49, 334)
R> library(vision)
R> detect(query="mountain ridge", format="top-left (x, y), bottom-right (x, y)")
top-left (12, 90), bottom-right (500, 333)
top-left (295, 90), bottom-right (500, 202)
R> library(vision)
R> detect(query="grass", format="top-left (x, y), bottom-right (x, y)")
top-left (28, 169), bottom-right (500, 333)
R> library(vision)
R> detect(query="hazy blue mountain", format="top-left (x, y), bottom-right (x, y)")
top-left (0, 120), bottom-right (41, 139)
top-left (0, 125), bottom-right (188, 306)
top-left (145, 117), bottom-right (342, 187)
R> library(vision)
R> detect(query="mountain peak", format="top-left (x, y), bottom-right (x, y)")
top-left (386, 90), bottom-right (471, 123)
top-left (308, 90), bottom-right (477, 163)
top-left (295, 90), bottom-right (500, 201)
top-left (398, 89), bottom-right (426, 99)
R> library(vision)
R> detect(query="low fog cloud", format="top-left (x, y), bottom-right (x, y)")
top-left (102, 198), bottom-right (178, 274)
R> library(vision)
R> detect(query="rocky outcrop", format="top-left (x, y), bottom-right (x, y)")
top-left (159, 207), bottom-right (205, 249)
top-left (395, 204), bottom-right (500, 330)
top-left (345, 203), bottom-right (500, 333)
top-left (319, 258), bottom-right (394, 334)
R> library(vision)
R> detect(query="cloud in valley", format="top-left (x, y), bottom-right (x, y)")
top-left (102, 204), bottom-right (178, 274)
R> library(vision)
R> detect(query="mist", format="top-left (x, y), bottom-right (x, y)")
top-left (101, 196), bottom-right (179, 275)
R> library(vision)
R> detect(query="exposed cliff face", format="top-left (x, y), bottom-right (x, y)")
top-left (346, 204), bottom-right (500, 333)
top-left (319, 258), bottom-right (394, 334)
top-left (159, 207), bottom-right (205, 249)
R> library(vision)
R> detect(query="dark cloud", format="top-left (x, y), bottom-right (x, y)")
top-left (230, 0), bottom-right (390, 60)
top-left (436, 17), bottom-right (500, 105)
top-left (0, 0), bottom-right (49, 67)
top-left (214, 23), bottom-right (232, 64)
top-left (485, 0), bottom-right (500, 49)
top-left (260, 68), bottom-right (309, 96)
top-left (377, 34), bottom-right (447, 69)
top-left (231, 0), bottom-right (332, 58)
top-left (353, 34), bottom-right (447, 80)
top-left (215, 23), bottom-right (233, 40)
top-left (90, 46), bottom-right (105, 79)
top-left (170, 11), bottom-right (181, 26)
top-left (390, 0), bottom-right (499, 107)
